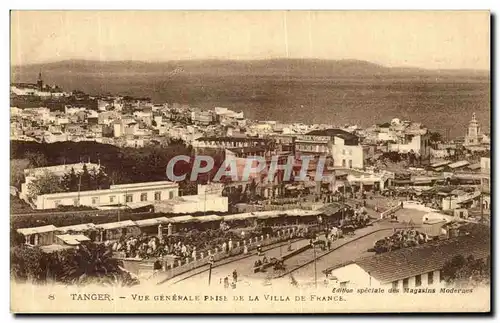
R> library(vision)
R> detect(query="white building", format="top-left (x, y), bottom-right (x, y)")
top-left (296, 129), bottom-right (365, 169)
top-left (480, 157), bottom-right (490, 174)
top-left (33, 181), bottom-right (179, 210)
top-left (154, 184), bottom-right (228, 214)
top-left (330, 135), bottom-right (365, 169)
top-left (327, 233), bottom-right (489, 289)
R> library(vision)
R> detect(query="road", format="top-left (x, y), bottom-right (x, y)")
top-left (168, 219), bottom-right (407, 289)
top-left (161, 238), bottom-right (313, 287)
top-left (273, 229), bottom-right (391, 286)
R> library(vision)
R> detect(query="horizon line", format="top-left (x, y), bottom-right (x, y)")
top-left (10, 58), bottom-right (490, 73)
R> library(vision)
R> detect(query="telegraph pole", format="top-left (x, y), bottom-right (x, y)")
top-left (204, 185), bottom-right (207, 217)
top-left (312, 241), bottom-right (317, 289)
top-left (208, 256), bottom-right (214, 286)
top-left (77, 174), bottom-right (82, 207)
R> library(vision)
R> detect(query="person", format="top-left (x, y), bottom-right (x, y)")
top-left (257, 245), bottom-right (262, 256)
top-left (243, 245), bottom-right (248, 254)
top-left (327, 239), bottom-right (331, 251)
top-left (287, 240), bottom-right (292, 251)
top-left (233, 270), bottom-right (238, 282)
top-left (231, 281), bottom-right (237, 289)
top-left (224, 276), bottom-right (229, 289)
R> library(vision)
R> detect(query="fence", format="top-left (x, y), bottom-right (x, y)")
top-left (380, 204), bottom-right (403, 219)
top-left (119, 227), bottom-right (302, 281)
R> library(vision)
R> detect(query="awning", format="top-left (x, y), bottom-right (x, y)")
top-left (195, 214), bottom-right (223, 223)
top-left (57, 223), bottom-right (96, 233)
top-left (17, 225), bottom-right (57, 236)
top-left (285, 209), bottom-right (322, 217)
top-left (56, 234), bottom-right (91, 246)
top-left (222, 213), bottom-right (256, 221)
top-left (169, 215), bottom-right (197, 223)
top-left (254, 211), bottom-right (282, 219)
top-left (134, 217), bottom-right (171, 227)
top-left (96, 220), bottom-right (136, 231)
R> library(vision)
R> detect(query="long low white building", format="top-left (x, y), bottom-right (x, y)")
top-left (34, 181), bottom-right (179, 210)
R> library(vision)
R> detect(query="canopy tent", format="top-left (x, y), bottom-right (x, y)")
top-left (95, 220), bottom-right (136, 231)
top-left (56, 234), bottom-right (91, 246)
top-left (195, 214), bottom-right (223, 223)
top-left (222, 213), bottom-right (257, 221)
top-left (169, 215), bottom-right (197, 223)
top-left (57, 223), bottom-right (96, 233)
top-left (254, 211), bottom-right (283, 219)
top-left (134, 217), bottom-right (171, 227)
top-left (17, 225), bottom-right (57, 236)
top-left (285, 209), bottom-right (322, 217)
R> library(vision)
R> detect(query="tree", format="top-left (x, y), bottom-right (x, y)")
top-left (10, 246), bottom-right (48, 283)
top-left (27, 170), bottom-right (64, 201)
top-left (25, 152), bottom-right (48, 168)
top-left (61, 167), bottom-right (79, 192)
top-left (429, 131), bottom-right (443, 144)
top-left (10, 159), bottom-right (29, 188)
top-left (80, 164), bottom-right (92, 191)
top-left (93, 168), bottom-right (109, 190)
top-left (56, 243), bottom-right (140, 287)
top-left (10, 228), bottom-right (26, 247)
top-left (441, 255), bottom-right (490, 287)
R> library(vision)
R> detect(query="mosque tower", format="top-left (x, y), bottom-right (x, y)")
top-left (465, 113), bottom-right (480, 146)
top-left (37, 70), bottom-right (43, 91)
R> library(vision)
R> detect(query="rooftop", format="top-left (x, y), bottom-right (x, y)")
top-left (306, 128), bottom-right (358, 141)
top-left (354, 234), bottom-right (490, 284)
top-left (196, 136), bottom-right (269, 143)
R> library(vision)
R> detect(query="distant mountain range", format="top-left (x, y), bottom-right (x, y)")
top-left (11, 58), bottom-right (489, 81)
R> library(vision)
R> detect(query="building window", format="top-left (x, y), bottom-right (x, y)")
top-left (392, 281), bottom-right (398, 289)
top-left (154, 192), bottom-right (161, 201)
top-left (342, 159), bottom-right (346, 167)
top-left (140, 193), bottom-right (148, 202)
top-left (169, 191), bottom-right (174, 199)
top-left (415, 274), bottom-right (422, 287)
top-left (125, 194), bottom-right (133, 203)
top-left (110, 196), bottom-right (115, 203)
top-left (428, 272), bottom-right (434, 285)
top-left (403, 278), bottom-right (409, 289)
top-left (348, 160), bottom-right (353, 168)
top-left (91, 197), bottom-right (99, 205)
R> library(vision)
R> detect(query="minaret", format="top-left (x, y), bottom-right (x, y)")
top-left (37, 70), bottom-right (43, 91)
top-left (465, 113), bottom-right (480, 146)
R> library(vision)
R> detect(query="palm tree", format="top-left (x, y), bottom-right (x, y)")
top-left (57, 243), bottom-right (139, 287)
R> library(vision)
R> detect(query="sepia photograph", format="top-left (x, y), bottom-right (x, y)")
top-left (9, 10), bottom-right (491, 313)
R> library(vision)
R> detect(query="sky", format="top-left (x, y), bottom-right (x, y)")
top-left (10, 11), bottom-right (490, 70)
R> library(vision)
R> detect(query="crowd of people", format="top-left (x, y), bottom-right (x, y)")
top-left (105, 235), bottom-right (199, 259)
top-left (106, 224), bottom-right (305, 261)
top-left (372, 229), bottom-right (430, 254)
